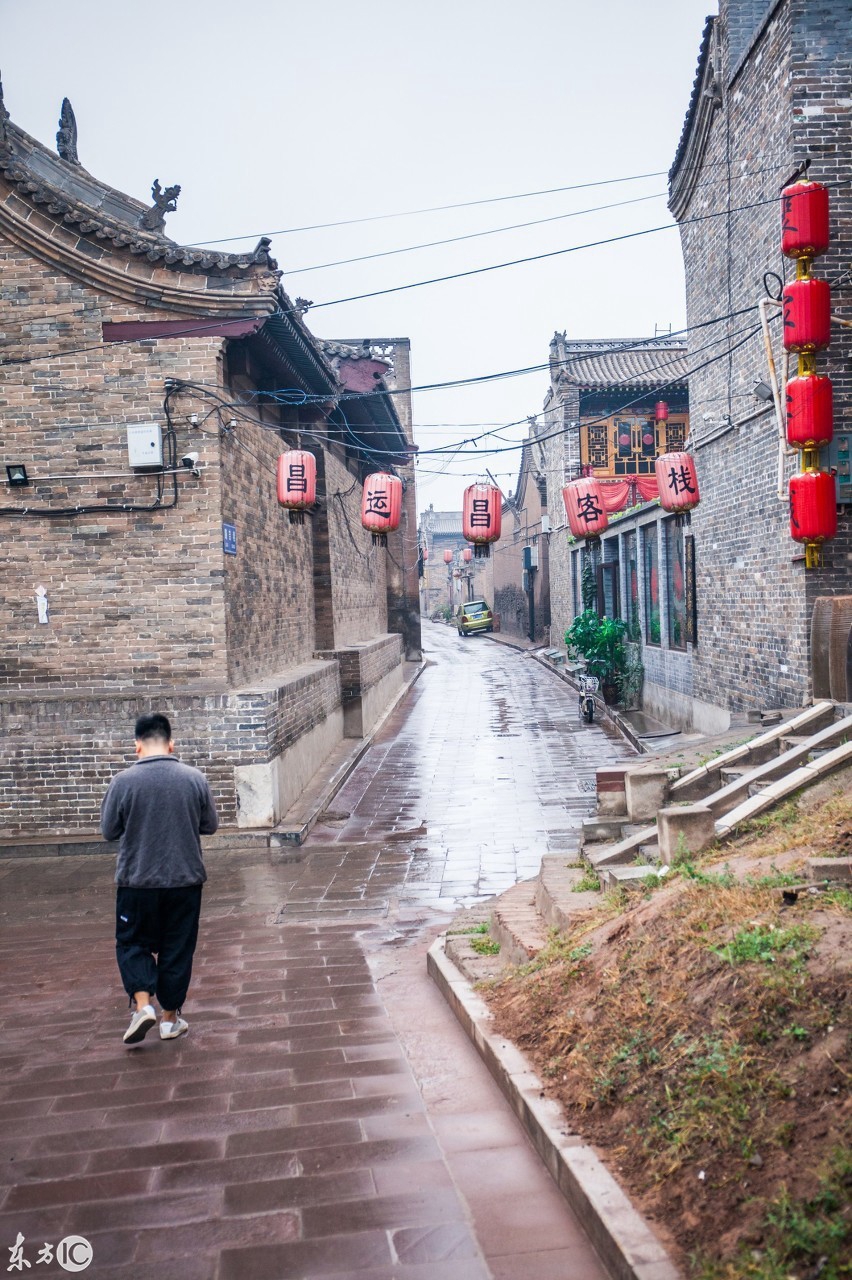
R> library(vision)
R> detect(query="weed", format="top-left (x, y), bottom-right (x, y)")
top-left (447, 921), bottom-right (491, 936)
top-left (696, 1147), bottom-right (852, 1280)
top-left (739, 798), bottom-right (800, 835)
top-left (710, 922), bottom-right (818, 969)
top-left (746, 863), bottom-right (803, 889)
top-left (679, 859), bottom-right (737, 888)
top-left (470, 935), bottom-right (500, 956)
top-left (821, 886), bottom-right (852, 912)
top-left (781, 1023), bottom-right (809, 1040)
top-left (572, 871), bottom-right (602, 893)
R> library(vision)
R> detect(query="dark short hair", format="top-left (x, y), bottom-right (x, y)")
top-left (134, 713), bottom-right (172, 744)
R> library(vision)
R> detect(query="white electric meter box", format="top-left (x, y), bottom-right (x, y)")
top-left (127, 423), bottom-right (163, 469)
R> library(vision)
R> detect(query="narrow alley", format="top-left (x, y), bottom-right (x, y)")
top-left (0, 629), bottom-right (633, 1279)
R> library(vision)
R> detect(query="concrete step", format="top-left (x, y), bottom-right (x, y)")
top-left (584, 824), bottom-right (658, 869)
top-left (536, 856), bottom-right (603, 932)
top-left (603, 864), bottom-right (659, 890)
top-left (670, 701), bottom-right (837, 802)
top-left (704, 713), bottom-right (852, 819)
top-left (720, 767), bottom-right (750, 784)
top-left (491, 880), bottom-right (550, 964)
top-left (716, 739), bottom-right (852, 839)
top-left (581, 817), bottom-right (626, 843)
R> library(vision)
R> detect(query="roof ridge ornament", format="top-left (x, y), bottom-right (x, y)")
top-left (140, 178), bottom-right (181, 232)
top-left (56, 97), bottom-right (80, 165)
top-left (0, 70), bottom-right (10, 150)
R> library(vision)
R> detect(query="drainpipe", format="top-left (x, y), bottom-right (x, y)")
top-left (758, 297), bottom-right (789, 499)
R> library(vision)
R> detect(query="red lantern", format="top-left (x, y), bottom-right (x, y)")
top-left (789, 470), bottom-right (837, 568)
top-left (463, 483), bottom-right (502, 557)
top-left (654, 401), bottom-right (669, 423)
top-left (277, 450), bottom-right (316, 523)
top-left (462, 547), bottom-right (472, 563)
top-left (562, 478), bottom-right (608, 538)
top-left (781, 180), bottom-right (830, 261)
top-left (656, 452), bottom-right (700, 514)
top-left (785, 373), bottom-right (834, 449)
top-left (361, 472), bottom-right (402, 543)
top-left (422, 544), bottom-right (428, 562)
top-left (782, 277), bottom-right (831, 352)
top-left (443, 549), bottom-right (453, 564)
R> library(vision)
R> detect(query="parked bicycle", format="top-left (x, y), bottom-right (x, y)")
top-left (577, 673), bottom-right (600, 724)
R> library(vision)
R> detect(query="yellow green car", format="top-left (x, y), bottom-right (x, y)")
top-left (456, 600), bottom-right (494, 636)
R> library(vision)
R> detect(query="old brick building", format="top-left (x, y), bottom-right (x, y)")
top-left (540, 336), bottom-right (690, 657)
top-left (667, 0), bottom-right (851, 716)
top-left (0, 86), bottom-right (420, 839)
top-left (492, 423), bottom-right (550, 643)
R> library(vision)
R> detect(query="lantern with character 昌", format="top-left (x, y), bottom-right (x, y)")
top-left (562, 477), bottom-right (608, 539)
top-left (277, 450), bottom-right (317, 524)
top-left (463, 483), bottom-right (502, 558)
top-left (361, 472), bottom-right (402, 545)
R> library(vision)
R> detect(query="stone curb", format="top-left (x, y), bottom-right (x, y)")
top-left (427, 935), bottom-right (682, 1280)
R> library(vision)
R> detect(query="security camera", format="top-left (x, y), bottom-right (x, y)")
top-left (181, 452), bottom-right (199, 469)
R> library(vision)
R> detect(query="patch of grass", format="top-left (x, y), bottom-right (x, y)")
top-left (695, 1146), bottom-right (852, 1280)
top-left (572, 870), bottom-right (602, 893)
top-left (470, 935), bottom-right (500, 956)
top-left (447, 921), bottom-right (490, 936)
top-left (821, 886), bottom-right (852, 912)
top-left (710, 921), bottom-right (818, 970)
top-left (680, 859), bottom-right (737, 888)
top-left (738, 798), bottom-right (801, 836)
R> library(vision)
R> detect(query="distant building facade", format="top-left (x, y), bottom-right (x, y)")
top-left (540, 336), bottom-right (690, 660)
top-left (418, 507), bottom-right (493, 618)
top-left (492, 423), bottom-right (550, 643)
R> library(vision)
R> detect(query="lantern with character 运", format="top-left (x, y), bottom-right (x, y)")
top-left (361, 472), bottom-right (402, 545)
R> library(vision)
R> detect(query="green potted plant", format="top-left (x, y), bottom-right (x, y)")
top-left (565, 610), bottom-right (628, 704)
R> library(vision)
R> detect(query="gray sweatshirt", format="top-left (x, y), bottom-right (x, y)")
top-left (100, 755), bottom-right (218, 888)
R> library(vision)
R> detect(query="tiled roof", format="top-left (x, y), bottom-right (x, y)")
top-left (0, 94), bottom-right (277, 278)
top-left (422, 511), bottom-right (464, 535)
top-left (553, 338), bottom-right (690, 389)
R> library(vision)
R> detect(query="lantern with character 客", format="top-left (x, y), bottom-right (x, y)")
top-left (462, 483), bottom-right (502, 558)
top-left (562, 477), bottom-right (608, 539)
top-left (361, 472), bottom-right (402, 545)
top-left (277, 450), bottom-right (317, 524)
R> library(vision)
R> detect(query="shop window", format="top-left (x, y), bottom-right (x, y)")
top-left (642, 526), bottom-right (660, 645)
top-left (623, 531), bottom-right (640, 641)
top-left (666, 521), bottom-right (687, 650)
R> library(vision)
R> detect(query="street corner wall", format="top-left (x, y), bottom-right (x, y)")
top-left (219, 414), bottom-right (317, 687)
top-left (0, 234), bottom-right (229, 691)
top-left (324, 450), bottom-right (389, 646)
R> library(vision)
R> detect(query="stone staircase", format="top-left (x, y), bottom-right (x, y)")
top-left (445, 700), bottom-right (852, 986)
top-left (581, 700), bottom-right (852, 885)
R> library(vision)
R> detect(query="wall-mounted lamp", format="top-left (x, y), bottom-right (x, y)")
top-left (753, 380), bottom-right (775, 403)
top-left (5, 464), bottom-right (29, 486)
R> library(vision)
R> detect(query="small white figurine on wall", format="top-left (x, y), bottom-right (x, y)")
top-left (35, 584), bottom-right (49, 624)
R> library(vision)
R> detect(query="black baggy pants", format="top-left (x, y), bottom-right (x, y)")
top-left (115, 885), bottom-right (203, 1012)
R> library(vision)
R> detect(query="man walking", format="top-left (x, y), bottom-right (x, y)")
top-left (100, 713), bottom-right (218, 1046)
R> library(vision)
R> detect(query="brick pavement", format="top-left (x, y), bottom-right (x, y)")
top-left (0, 627), bottom-right (631, 1278)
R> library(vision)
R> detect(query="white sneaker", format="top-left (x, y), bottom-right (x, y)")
top-left (160, 1016), bottom-right (189, 1041)
top-left (123, 1005), bottom-right (157, 1045)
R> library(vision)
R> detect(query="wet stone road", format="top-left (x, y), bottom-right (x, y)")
top-left (0, 627), bottom-right (632, 1280)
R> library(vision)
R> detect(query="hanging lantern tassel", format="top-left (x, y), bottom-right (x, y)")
top-left (789, 470), bottom-right (837, 569)
top-left (474, 543), bottom-right (490, 559)
top-left (371, 532), bottom-right (388, 547)
top-left (288, 509), bottom-right (305, 526)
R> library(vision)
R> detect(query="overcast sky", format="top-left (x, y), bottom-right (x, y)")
top-left (3, 0), bottom-right (715, 512)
